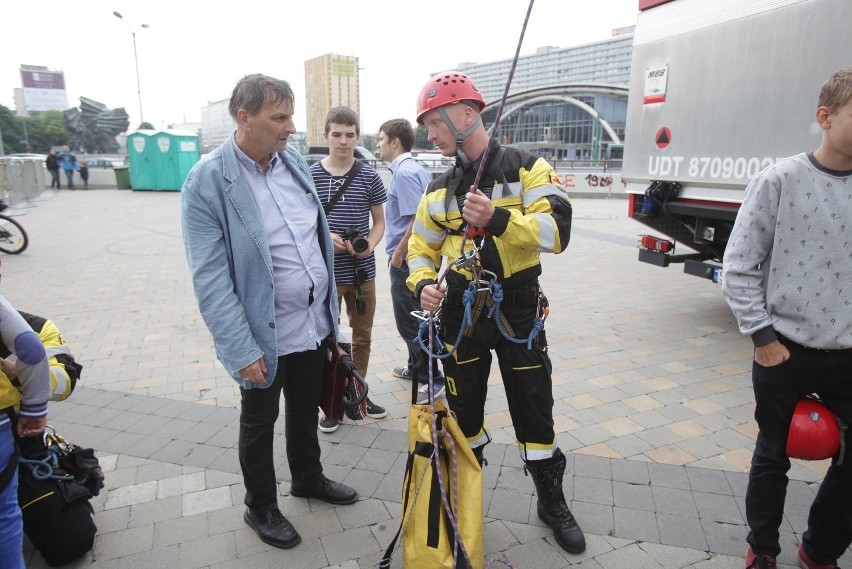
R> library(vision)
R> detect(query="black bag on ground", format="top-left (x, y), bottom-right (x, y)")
top-left (17, 428), bottom-right (101, 566)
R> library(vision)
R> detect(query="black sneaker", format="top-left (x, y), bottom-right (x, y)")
top-left (365, 399), bottom-right (387, 419)
top-left (318, 415), bottom-right (339, 433)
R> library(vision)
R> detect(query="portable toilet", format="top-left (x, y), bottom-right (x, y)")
top-left (126, 130), bottom-right (157, 190)
top-left (127, 129), bottom-right (200, 191)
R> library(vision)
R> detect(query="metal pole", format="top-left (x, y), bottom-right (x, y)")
top-left (131, 31), bottom-right (144, 124)
top-left (113, 12), bottom-right (148, 127)
top-left (21, 118), bottom-right (29, 151)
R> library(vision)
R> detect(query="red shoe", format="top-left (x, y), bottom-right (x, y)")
top-left (797, 543), bottom-right (840, 569)
top-left (746, 546), bottom-right (777, 568)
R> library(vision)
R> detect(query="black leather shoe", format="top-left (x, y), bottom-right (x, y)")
top-left (243, 508), bottom-right (301, 549)
top-left (290, 475), bottom-right (358, 505)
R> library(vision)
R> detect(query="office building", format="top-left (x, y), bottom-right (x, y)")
top-left (304, 54), bottom-right (360, 147)
top-left (458, 34), bottom-right (632, 162)
top-left (199, 99), bottom-right (234, 153)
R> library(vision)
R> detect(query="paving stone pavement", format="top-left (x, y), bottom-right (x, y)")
top-left (4, 187), bottom-right (847, 568)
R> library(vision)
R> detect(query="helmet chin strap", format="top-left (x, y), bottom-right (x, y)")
top-left (437, 106), bottom-right (482, 166)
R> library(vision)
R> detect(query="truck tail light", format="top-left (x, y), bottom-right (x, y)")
top-left (639, 235), bottom-right (674, 253)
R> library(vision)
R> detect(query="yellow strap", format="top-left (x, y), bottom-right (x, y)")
top-left (21, 491), bottom-right (55, 510)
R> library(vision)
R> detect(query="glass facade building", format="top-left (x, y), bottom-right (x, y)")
top-left (458, 35), bottom-right (632, 162)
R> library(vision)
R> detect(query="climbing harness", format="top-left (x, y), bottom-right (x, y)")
top-left (414, 246), bottom-right (548, 358)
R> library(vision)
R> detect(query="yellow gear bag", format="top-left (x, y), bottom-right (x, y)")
top-left (381, 400), bottom-right (484, 569)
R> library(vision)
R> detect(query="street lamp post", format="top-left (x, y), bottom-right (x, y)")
top-left (113, 11), bottom-right (149, 126)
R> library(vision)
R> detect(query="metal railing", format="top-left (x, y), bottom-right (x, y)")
top-left (0, 157), bottom-right (45, 206)
top-left (552, 159), bottom-right (622, 172)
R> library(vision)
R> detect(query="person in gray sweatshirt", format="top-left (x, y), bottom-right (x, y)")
top-left (723, 67), bottom-right (852, 569)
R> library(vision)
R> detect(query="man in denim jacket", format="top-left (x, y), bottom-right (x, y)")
top-left (181, 74), bottom-right (357, 550)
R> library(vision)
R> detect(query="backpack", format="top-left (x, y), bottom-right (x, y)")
top-left (381, 399), bottom-right (484, 568)
top-left (17, 426), bottom-right (103, 566)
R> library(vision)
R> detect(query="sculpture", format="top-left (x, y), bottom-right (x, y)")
top-left (63, 96), bottom-right (130, 154)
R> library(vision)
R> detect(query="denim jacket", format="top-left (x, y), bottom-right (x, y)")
top-left (181, 134), bottom-right (339, 389)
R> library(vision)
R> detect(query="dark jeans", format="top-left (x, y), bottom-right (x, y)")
top-left (63, 170), bottom-right (74, 189)
top-left (389, 261), bottom-right (442, 384)
top-left (0, 423), bottom-right (24, 569)
top-left (48, 168), bottom-right (60, 189)
top-left (238, 348), bottom-right (325, 513)
top-left (746, 335), bottom-right (852, 564)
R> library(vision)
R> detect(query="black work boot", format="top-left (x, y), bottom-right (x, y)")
top-left (526, 448), bottom-right (586, 554)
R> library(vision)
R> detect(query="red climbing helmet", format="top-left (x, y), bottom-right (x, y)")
top-left (787, 397), bottom-right (843, 461)
top-left (416, 71), bottom-right (486, 125)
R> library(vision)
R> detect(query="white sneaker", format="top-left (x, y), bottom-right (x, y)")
top-left (416, 382), bottom-right (446, 405)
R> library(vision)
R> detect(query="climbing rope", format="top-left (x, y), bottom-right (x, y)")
top-left (487, 282), bottom-right (547, 349)
top-left (19, 446), bottom-right (74, 481)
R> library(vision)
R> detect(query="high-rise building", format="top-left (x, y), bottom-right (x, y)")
top-left (304, 54), bottom-right (360, 147)
top-left (14, 65), bottom-right (69, 116)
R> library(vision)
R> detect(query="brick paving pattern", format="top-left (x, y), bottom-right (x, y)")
top-left (4, 188), bottom-right (845, 568)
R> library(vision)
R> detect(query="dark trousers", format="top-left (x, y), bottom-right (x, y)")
top-left (238, 348), bottom-right (325, 513)
top-left (48, 168), bottom-right (60, 188)
top-left (389, 261), bottom-right (442, 384)
top-left (746, 335), bottom-right (852, 564)
top-left (440, 283), bottom-right (555, 458)
top-left (63, 170), bottom-right (74, 188)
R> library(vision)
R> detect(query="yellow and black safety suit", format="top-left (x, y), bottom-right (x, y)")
top-left (406, 144), bottom-right (572, 460)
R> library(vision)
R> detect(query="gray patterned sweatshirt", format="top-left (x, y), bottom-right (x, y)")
top-left (723, 153), bottom-right (852, 350)
top-left (0, 295), bottom-right (49, 429)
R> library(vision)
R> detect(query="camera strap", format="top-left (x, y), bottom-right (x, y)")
top-left (353, 260), bottom-right (367, 315)
top-left (322, 161), bottom-right (362, 215)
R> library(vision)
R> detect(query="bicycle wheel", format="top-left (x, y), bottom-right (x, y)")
top-left (0, 214), bottom-right (29, 254)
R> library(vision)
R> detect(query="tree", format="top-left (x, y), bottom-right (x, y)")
top-left (413, 125), bottom-right (434, 152)
top-left (0, 106), bottom-right (69, 154)
top-left (0, 105), bottom-right (22, 155)
top-left (38, 111), bottom-right (69, 150)
top-left (139, 121), bottom-right (155, 130)
top-left (20, 111), bottom-right (69, 152)
top-left (360, 133), bottom-right (377, 153)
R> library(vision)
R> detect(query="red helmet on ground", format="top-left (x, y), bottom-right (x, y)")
top-left (416, 71), bottom-right (485, 125)
top-left (787, 397), bottom-right (842, 461)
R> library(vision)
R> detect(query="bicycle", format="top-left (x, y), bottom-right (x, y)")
top-left (0, 201), bottom-right (29, 254)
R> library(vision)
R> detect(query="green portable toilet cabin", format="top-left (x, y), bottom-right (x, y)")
top-left (126, 130), bottom-right (157, 190)
top-left (127, 129), bottom-right (200, 191)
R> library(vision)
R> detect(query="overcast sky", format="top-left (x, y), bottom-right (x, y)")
top-left (1, 0), bottom-right (639, 136)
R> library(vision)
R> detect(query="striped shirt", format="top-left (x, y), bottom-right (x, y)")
top-left (310, 161), bottom-right (387, 285)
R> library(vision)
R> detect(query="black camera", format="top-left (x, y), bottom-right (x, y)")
top-left (344, 228), bottom-right (369, 254)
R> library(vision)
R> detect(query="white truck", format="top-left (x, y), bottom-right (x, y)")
top-left (622, 0), bottom-right (852, 281)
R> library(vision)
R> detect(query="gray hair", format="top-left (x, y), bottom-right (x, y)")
top-left (228, 74), bottom-right (295, 120)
